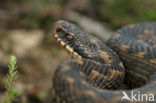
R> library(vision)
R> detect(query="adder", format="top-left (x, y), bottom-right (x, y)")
top-left (52, 20), bottom-right (156, 103)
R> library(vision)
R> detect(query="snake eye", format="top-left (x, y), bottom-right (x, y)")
top-left (67, 34), bottom-right (74, 41)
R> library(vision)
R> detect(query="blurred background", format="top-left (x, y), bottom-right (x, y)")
top-left (0, 0), bottom-right (156, 103)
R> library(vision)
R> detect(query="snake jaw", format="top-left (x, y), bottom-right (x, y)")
top-left (54, 33), bottom-right (82, 59)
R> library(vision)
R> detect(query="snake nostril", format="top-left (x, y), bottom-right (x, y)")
top-left (56, 28), bottom-right (62, 32)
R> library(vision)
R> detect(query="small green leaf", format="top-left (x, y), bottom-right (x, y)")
top-left (2, 55), bottom-right (18, 103)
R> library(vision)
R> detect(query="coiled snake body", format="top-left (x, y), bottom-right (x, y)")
top-left (52, 20), bottom-right (156, 103)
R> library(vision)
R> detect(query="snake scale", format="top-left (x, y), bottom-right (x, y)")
top-left (52, 20), bottom-right (156, 103)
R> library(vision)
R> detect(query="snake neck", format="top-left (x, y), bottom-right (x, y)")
top-left (53, 20), bottom-right (125, 89)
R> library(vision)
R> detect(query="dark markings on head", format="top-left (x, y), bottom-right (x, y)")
top-left (53, 20), bottom-right (119, 64)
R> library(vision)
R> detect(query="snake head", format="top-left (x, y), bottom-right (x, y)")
top-left (53, 20), bottom-right (101, 59)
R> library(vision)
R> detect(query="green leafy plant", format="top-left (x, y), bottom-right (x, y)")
top-left (2, 55), bottom-right (18, 103)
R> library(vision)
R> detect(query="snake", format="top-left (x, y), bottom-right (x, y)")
top-left (52, 20), bottom-right (156, 103)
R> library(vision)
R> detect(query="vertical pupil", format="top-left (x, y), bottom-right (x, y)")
top-left (67, 35), bottom-right (73, 41)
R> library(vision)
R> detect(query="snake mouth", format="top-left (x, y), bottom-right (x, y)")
top-left (54, 33), bottom-right (82, 59)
